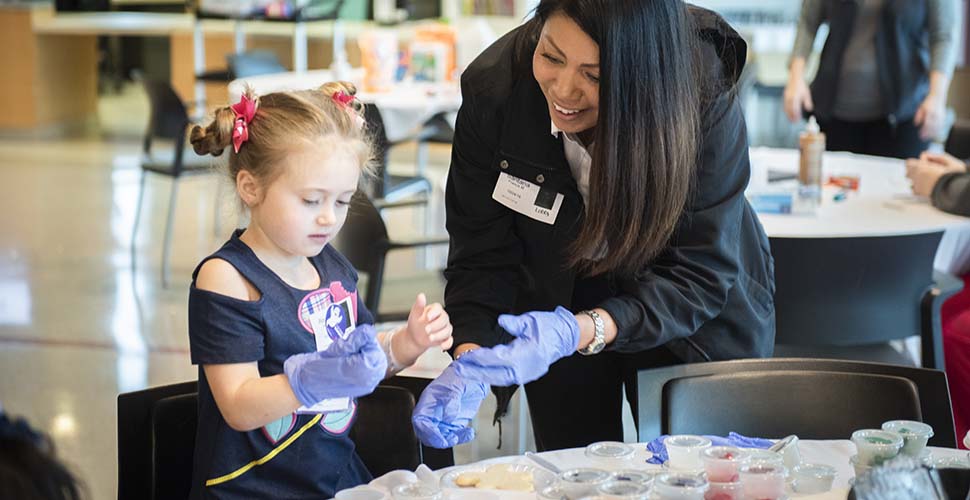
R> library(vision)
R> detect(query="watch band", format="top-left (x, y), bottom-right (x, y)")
top-left (578, 309), bottom-right (605, 355)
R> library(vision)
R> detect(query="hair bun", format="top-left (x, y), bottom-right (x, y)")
top-left (189, 107), bottom-right (236, 156)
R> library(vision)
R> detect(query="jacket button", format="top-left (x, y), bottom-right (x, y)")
top-left (499, 160), bottom-right (509, 169)
top-left (536, 174), bottom-right (545, 183)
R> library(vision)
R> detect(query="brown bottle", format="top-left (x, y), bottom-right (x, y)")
top-left (798, 116), bottom-right (826, 203)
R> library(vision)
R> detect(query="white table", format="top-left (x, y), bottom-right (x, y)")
top-left (354, 440), bottom-right (970, 500)
top-left (228, 70), bottom-right (461, 144)
top-left (748, 147), bottom-right (970, 275)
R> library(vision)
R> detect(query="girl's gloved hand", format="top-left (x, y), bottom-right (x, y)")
top-left (455, 306), bottom-right (580, 386)
top-left (283, 324), bottom-right (387, 407)
top-left (411, 362), bottom-right (488, 448)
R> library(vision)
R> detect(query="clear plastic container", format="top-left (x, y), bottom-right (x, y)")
top-left (391, 483), bottom-right (442, 500)
top-left (586, 441), bottom-right (636, 470)
top-left (651, 472), bottom-right (708, 500)
top-left (790, 463), bottom-right (836, 494)
top-left (538, 483), bottom-right (570, 500)
top-left (703, 481), bottom-right (741, 500)
top-left (742, 449), bottom-right (783, 468)
top-left (335, 486), bottom-right (388, 500)
top-left (559, 468), bottom-right (612, 499)
top-left (851, 429), bottom-right (904, 466)
top-left (609, 470), bottom-right (655, 487)
top-left (700, 446), bottom-right (746, 483)
top-left (739, 462), bottom-right (786, 500)
top-left (849, 454), bottom-right (870, 478)
top-left (664, 435), bottom-right (712, 471)
top-left (595, 479), bottom-right (651, 499)
top-left (881, 420), bottom-right (934, 457)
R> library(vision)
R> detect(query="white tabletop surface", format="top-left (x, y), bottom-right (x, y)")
top-left (748, 147), bottom-right (970, 274)
top-left (353, 440), bottom-right (970, 500)
top-left (228, 70), bottom-right (461, 143)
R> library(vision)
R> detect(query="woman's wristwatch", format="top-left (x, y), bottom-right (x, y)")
top-left (577, 310), bottom-right (606, 355)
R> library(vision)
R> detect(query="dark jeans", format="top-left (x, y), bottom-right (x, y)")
top-left (818, 116), bottom-right (929, 159)
top-left (522, 347), bottom-right (681, 451)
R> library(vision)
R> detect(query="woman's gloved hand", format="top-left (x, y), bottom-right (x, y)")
top-left (411, 362), bottom-right (488, 448)
top-left (455, 306), bottom-right (580, 387)
top-left (283, 324), bottom-right (387, 407)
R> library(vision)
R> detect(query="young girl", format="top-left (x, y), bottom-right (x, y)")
top-left (186, 82), bottom-right (453, 499)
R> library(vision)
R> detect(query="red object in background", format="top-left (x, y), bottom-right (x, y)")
top-left (826, 175), bottom-right (860, 191)
top-left (941, 273), bottom-right (970, 449)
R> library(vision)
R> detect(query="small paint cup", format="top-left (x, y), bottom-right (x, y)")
top-left (739, 462), bottom-right (786, 500)
top-left (851, 429), bottom-right (904, 466)
top-left (652, 472), bottom-right (709, 500)
top-left (559, 468), bottom-right (612, 499)
top-left (703, 481), bottom-right (742, 500)
top-left (586, 441), bottom-right (636, 471)
top-left (665, 435), bottom-right (712, 471)
top-left (595, 479), bottom-right (651, 499)
top-left (881, 420), bottom-right (934, 457)
top-left (700, 446), bottom-right (746, 483)
top-left (790, 463), bottom-right (836, 494)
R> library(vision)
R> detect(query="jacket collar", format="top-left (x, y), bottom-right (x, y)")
top-left (496, 74), bottom-right (570, 172)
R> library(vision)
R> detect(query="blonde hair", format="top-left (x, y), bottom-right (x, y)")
top-left (189, 81), bottom-right (375, 190)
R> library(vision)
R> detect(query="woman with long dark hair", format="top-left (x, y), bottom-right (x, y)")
top-left (412, 0), bottom-right (776, 451)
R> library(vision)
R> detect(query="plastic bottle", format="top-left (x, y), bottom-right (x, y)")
top-left (797, 116), bottom-right (825, 213)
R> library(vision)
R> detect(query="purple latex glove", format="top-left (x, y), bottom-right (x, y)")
top-left (283, 324), bottom-right (387, 407)
top-left (455, 306), bottom-right (581, 386)
top-left (412, 362), bottom-right (489, 448)
top-left (645, 432), bottom-right (774, 464)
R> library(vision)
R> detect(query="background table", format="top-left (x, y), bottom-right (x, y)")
top-left (228, 69), bottom-right (461, 143)
top-left (359, 440), bottom-right (970, 500)
top-left (748, 148), bottom-right (970, 275)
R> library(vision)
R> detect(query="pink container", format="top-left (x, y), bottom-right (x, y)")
top-left (704, 481), bottom-right (741, 500)
top-left (701, 447), bottom-right (746, 483)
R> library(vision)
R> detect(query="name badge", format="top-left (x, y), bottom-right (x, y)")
top-left (491, 172), bottom-right (564, 225)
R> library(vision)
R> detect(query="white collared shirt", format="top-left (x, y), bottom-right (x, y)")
top-left (551, 121), bottom-right (592, 209)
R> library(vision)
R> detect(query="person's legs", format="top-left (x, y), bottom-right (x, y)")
top-left (524, 352), bottom-right (625, 451)
top-left (869, 118), bottom-right (929, 159)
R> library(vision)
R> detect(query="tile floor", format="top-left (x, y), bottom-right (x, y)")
top-left (0, 84), bottom-right (556, 500)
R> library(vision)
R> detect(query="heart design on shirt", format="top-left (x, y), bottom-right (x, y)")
top-left (261, 413), bottom-right (297, 444)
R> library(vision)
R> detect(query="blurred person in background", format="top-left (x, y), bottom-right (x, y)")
top-left (0, 408), bottom-right (85, 500)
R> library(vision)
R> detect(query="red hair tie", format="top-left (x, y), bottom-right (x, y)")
top-left (230, 94), bottom-right (259, 153)
top-left (332, 91), bottom-right (355, 108)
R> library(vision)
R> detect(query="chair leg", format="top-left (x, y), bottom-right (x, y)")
top-left (415, 140), bottom-right (428, 177)
top-left (161, 178), bottom-right (181, 288)
top-left (131, 170), bottom-right (147, 273)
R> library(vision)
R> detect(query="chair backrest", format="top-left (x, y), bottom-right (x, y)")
top-left (637, 358), bottom-right (956, 447)
top-left (139, 78), bottom-right (192, 174)
top-left (945, 119), bottom-right (970, 161)
top-left (332, 192), bottom-right (391, 313)
top-left (361, 103), bottom-right (394, 198)
top-left (152, 393), bottom-right (198, 500)
top-left (227, 50), bottom-right (287, 79)
top-left (118, 380), bottom-right (198, 500)
top-left (350, 385), bottom-right (422, 477)
top-left (770, 231), bottom-right (942, 346)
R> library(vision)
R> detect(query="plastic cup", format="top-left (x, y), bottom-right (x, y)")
top-left (608, 470), bottom-right (655, 487)
top-left (703, 481), bottom-right (742, 500)
top-left (336, 486), bottom-right (388, 500)
top-left (790, 463), bottom-right (836, 494)
top-left (586, 441), bottom-right (636, 470)
top-left (595, 479), bottom-right (651, 499)
top-left (739, 462), bottom-right (786, 500)
top-left (851, 429), bottom-right (904, 466)
top-left (849, 454), bottom-right (870, 478)
top-left (742, 449), bottom-right (784, 468)
top-left (559, 468), bottom-right (612, 499)
top-left (700, 446), bottom-right (746, 483)
top-left (665, 435), bottom-right (712, 471)
top-left (538, 483), bottom-right (570, 500)
top-left (882, 420), bottom-right (934, 457)
top-left (391, 483), bottom-right (442, 500)
top-left (651, 472), bottom-right (709, 500)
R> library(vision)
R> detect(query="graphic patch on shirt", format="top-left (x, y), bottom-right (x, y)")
top-left (320, 400), bottom-right (357, 435)
top-left (261, 413), bottom-right (297, 444)
top-left (297, 281), bottom-right (359, 337)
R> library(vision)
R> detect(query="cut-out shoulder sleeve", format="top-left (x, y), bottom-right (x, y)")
top-left (188, 260), bottom-right (266, 365)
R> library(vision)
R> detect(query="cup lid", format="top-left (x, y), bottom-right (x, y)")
top-left (664, 435), bottom-right (713, 448)
top-left (881, 420), bottom-right (934, 438)
top-left (851, 429), bottom-right (904, 448)
top-left (585, 441), bottom-right (635, 460)
top-left (560, 468), bottom-right (611, 484)
top-left (791, 463), bottom-right (837, 479)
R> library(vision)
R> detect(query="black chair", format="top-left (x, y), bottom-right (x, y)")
top-left (413, 113), bottom-right (454, 176)
top-left (227, 50), bottom-right (287, 79)
top-left (117, 380), bottom-right (198, 500)
top-left (333, 192), bottom-right (448, 322)
top-left (636, 358), bottom-right (956, 447)
top-left (118, 379), bottom-right (451, 500)
top-left (945, 119), bottom-right (970, 161)
top-left (132, 78), bottom-right (215, 287)
top-left (362, 103), bottom-right (434, 203)
top-left (769, 231), bottom-right (962, 369)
